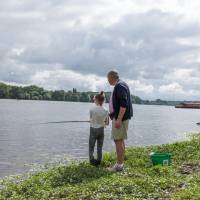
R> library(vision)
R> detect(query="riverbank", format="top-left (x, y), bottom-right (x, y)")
top-left (1, 133), bottom-right (200, 199)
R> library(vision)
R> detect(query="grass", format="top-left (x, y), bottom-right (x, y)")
top-left (1, 133), bottom-right (200, 199)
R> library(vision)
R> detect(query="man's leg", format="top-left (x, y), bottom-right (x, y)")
top-left (110, 120), bottom-right (128, 171)
top-left (123, 140), bottom-right (125, 154)
top-left (114, 139), bottom-right (125, 164)
top-left (122, 140), bottom-right (126, 159)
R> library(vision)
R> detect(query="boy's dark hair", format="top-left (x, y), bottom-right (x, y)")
top-left (95, 91), bottom-right (105, 105)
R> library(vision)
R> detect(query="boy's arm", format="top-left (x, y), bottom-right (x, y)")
top-left (104, 111), bottom-right (109, 126)
top-left (89, 110), bottom-right (92, 122)
top-left (105, 116), bottom-right (109, 125)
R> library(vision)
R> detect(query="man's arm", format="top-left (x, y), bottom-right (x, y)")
top-left (115, 86), bottom-right (128, 128)
top-left (115, 107), bottom-right (126, 128)
top-left (117, 107), bottom-right (126, 121)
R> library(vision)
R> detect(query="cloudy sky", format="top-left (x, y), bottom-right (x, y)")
top-left (0, 0), bottom-right (200, 100)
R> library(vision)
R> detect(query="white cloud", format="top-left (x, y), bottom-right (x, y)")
top-left (127, 80), bottom-right (154, 94)
top-left (10, 48), bottom-right (26, 57)
top-left (158, 82), bottom-right (200, 100)
top-left (30, 69), bottom-right (109, 92)
top-left (30, 69), bottom-right (155, 97)
top-left (159, 82), bottom-right (184, 94)
top-left (164, 68), bottom-right (200, 85)
top-left (0, 0), bottom-right (200, 100)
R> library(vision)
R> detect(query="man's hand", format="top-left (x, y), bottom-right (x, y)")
top-left (115, 118), bottom-right (122, 129)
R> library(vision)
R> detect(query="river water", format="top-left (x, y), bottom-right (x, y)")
top-left (0, 99), bottom-right (199, 178)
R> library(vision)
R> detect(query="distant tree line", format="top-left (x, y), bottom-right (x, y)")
top-left (0, 82), bottom-right (94, 102)
top-left (0, 82), bottom-right (140, 103)
top-left (0, 82), bottom-right (184, 106)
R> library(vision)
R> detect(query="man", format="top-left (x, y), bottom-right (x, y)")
top-left (107, 70), bottom-right (133, 172)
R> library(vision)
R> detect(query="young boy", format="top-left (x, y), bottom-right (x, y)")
top-left (89, 91), bottom-right (109, 166)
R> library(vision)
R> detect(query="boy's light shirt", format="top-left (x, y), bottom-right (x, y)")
top-left (90, 105), bottom-right (109, 129)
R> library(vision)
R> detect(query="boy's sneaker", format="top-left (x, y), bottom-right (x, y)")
top-left (90, 159), bottom-right (101, 167)
top-left (96, 160), bottom-right (101, 166)
top-left (109, 163), bottom-right (124, 172)
top-left (90, 159), bottom-right (97, 166)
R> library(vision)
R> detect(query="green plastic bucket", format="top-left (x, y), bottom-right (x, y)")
top-left (150, 152), bottom-right (172, 166)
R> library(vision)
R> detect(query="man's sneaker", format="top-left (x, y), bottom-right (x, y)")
top-left (109, 163), bottom-right (124, 172)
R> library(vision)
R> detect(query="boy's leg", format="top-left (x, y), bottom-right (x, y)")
top-left (89, 127), bottom-right (97, 163)
top-left (97, 127), bottom-right (104, 164)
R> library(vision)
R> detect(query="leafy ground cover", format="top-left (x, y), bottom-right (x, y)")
top-left (1, 133), bottom-right (200, 199)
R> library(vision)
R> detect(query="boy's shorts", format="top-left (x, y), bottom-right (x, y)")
top-left (111, 119), bottom-right (129, 140)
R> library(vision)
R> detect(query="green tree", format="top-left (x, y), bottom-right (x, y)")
top-left (9, 86), bottom-right (25, 99)
top-left (71, 93), bottom-right (79, 102)
top-left (0, 83), bottom-right (9, 98)
top-left (52, 90), bottom-right (65, 101)
top-left (43, 92), bottom-right (52, 100)
top-left (24, 93), bottom-right (31, 100)
top-left (105, 92), bottom-right (111, 103)
top-left (79, 92), bottom-right (90, 102)
top-left (32, 96), bottom-right (39, 100)
top-left (73, 88), bottom-right (77, 93)
top-left (30, 91), bottom-right (40, 100)
top-left (134, 96), bottom-right (142, 104)
top-left (155, 99), bottom-right (167, 105)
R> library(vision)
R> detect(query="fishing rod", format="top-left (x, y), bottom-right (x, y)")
top-left (39, 120), bottom-right (90, 125)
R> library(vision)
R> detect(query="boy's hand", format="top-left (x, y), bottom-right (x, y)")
top-left (105, 117), bottom-right (109, 126)
top-left (115, 119), bottom-right (122, 129)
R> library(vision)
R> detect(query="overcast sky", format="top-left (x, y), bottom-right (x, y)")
top-left (0, 0), bottom-right (200, 100)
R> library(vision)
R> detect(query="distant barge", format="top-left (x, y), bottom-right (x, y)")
top-left (175, 103), bottom-right (200, 109)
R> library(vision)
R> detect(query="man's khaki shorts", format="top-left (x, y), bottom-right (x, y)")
top-left (111, 119), bottom-right (129, 140)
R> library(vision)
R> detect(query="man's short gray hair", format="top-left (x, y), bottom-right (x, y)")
top-left (107, 70), bottom-right (119, 80)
